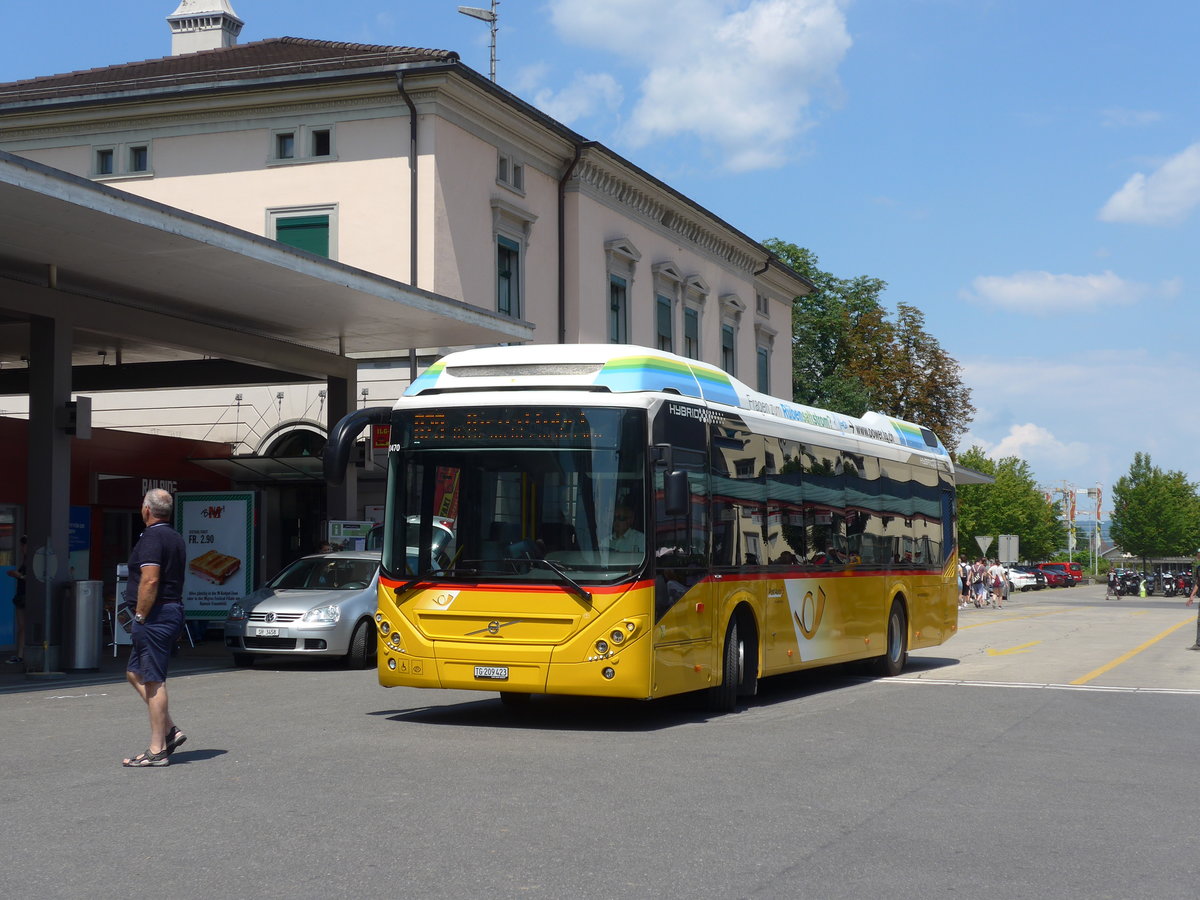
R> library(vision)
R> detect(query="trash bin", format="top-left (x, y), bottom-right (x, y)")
top-left (63, 579), bottom-right (103, 672)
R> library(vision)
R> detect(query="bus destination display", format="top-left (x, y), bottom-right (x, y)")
top-left (406, 408), bottom-right (610, 448)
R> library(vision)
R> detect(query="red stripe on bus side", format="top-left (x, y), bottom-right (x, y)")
top-left (379, 576), bottom-right (652, 595)
top-left (705, 568), bottom-right (944, 585)
top-left (381, 569), bottom-right (943, 594)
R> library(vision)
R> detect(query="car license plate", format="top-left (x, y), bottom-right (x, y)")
top-left (254, 627), bottom-right (280, 637)
top-left (474, 665), bottom-right (509, 681)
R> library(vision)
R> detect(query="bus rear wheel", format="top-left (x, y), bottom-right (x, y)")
top-left (872, 599), bottom-right (908, 677)
top-left (707, 620), bottom-right (742, 713)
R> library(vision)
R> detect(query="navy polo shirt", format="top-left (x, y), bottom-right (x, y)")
top-left (125, 522), bottom-right (187, 606)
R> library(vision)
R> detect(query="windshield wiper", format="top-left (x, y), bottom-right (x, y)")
top-left (520, 557), bottom-right (592, 605)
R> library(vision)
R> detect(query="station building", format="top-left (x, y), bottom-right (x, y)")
top-left (0, 2), bottom-right (810, 661)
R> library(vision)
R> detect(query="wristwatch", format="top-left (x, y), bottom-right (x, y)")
top-left (134, 613), bottom-right (146, 624)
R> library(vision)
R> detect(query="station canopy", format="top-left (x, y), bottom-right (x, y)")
top-left (0, 149), bottom-right (532, 394)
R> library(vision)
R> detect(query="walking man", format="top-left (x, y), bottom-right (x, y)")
top-left (122, 488), bottom-right (188, 767)
top-left (1187, 552), bottom-right (1200, 651)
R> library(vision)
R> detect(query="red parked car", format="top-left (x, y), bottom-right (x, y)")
top-left (1036, 563), bottom-right (1078, 587)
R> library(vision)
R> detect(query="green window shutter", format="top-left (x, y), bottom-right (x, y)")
top-left (276, 215), bottom-right (330, 257)
top-left (497, 236), bottom-right (520, 317)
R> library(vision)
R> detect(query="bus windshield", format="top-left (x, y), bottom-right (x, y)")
top-left (382, 405), bottom-right (647, 586)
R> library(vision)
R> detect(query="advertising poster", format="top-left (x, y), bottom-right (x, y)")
top-left (176, 492), bottom-right (255, 621)
top-left (435, 467), bottom-right (460, 523)
top-left (112, 563), bottom-right (132, 648)
top-left (328, 520), bottom-right (374, 550)
top-left (68, 505), bottom-right (90, 582)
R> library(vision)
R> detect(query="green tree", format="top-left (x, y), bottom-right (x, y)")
top-left (955, 446), bottom-right (1063, 561)
top-left (764, 238), bottom-right (975, 451)
top-left (1109, 452), bottom-right (1200, 565)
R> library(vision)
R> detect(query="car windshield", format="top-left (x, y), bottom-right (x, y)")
top-left (268, 556), bottom-right (378, 590)
top-left (383, 405), bottom-right (647, 585)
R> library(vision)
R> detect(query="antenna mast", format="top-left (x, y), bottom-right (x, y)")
top-left (457, 0), bottom-right (499, 82)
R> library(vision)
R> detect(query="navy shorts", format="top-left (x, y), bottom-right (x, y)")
top-left (127, 602), bottom-right (185, 684)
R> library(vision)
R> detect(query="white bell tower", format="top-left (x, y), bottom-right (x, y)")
top-left (168, 1), bottom-right (244, 55)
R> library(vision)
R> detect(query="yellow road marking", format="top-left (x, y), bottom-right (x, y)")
top-left (1070, 618), bottom-right (1196, 685)
top-left (986, 641), bottom-right (1041, 657)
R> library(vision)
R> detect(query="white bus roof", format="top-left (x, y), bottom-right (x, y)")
top-left (403, 344), bottom-right (948, 458)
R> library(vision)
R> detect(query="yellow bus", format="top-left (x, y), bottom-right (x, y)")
top-left (326, 344), bottom-right (959, 712)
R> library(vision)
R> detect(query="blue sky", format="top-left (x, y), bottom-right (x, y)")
top-left (3, 0), bottom-right (1198, 514)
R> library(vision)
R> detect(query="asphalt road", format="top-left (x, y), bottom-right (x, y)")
top-left (6, 582), bottom-right (1200, 899)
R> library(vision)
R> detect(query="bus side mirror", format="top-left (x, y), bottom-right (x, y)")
top-left (664, 470), bottom-right (689, 517)
top-left (324, 406), bottom-right (391, 486)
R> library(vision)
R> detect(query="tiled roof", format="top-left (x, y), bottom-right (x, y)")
top-left (0, 37), bottom-right (460, 104)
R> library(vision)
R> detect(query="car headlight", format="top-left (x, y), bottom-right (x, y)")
top-left (303, 605), bottom-right (341, 625)
top-left (227, 603), bottom-right (247, 621)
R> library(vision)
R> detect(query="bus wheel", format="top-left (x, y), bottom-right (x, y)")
top-left (499, 691), bottom-right (531, 709)
top-left (707, 620), bottom-right (742, 713)
top-left (873, 600), bottom-right (908, 677)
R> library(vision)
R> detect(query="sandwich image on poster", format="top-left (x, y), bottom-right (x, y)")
top-left (189, 549), bottom-right (242, 585)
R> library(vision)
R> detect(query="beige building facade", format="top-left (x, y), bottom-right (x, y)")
top-left (0, 6), bottom-right (808, 454)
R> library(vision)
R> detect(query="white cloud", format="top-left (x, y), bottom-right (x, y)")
top-left (1098, 141), bottom-right (1200, 225)
top-left (543, 0), bottom-right (851, 171)
top-left (1100, 108), bottom-right (1162, 128)
top-left (533, 72), bottom-right (624, 125)
top-left (962, 270), bottom-right (1147, 315)
top-left (512, 63), bottom-right (551, 97)
top-left (960, 351), bottom-right (1200, 491)
top-left (978, 423), bottom-right (1078, 463)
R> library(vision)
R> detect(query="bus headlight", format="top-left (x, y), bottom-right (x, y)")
top-left (595, 639), bottom-right (609, 655)
top-left (610, 629), bottom-right (625, 645)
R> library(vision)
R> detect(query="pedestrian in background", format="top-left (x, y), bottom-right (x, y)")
top-left (122, 489), bottom-right (188, 768)
top-left (970, 559), bottom-right (987, 607)
top-left (1186, 553), bottom-right (1200, 651)
top-left (987, 559), bottom-right (1006, 609)
top-left (5, 535), bottom-right (26, 665)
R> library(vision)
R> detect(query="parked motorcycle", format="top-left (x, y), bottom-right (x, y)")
top-left (1159, 572), bottom-right (1177, 598)
top-left (1115, 571), bottom-right (1143, 597)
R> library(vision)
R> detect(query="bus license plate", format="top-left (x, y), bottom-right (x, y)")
top-left (254, 627), bottom-right (280, 637)
top-left (474, 665), bottom-right (509, 681)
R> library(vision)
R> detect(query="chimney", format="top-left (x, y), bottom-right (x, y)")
top-left (168, 1), bottom-right (244, 56)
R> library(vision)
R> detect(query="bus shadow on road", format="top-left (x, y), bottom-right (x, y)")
top-left (899, 655), bottom-right (961, 675)
top-left (369, 662), bottom-right (923, 732)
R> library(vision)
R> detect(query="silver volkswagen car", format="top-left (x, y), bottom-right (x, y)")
top-left (224, 551), bottom-right (380, 669)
